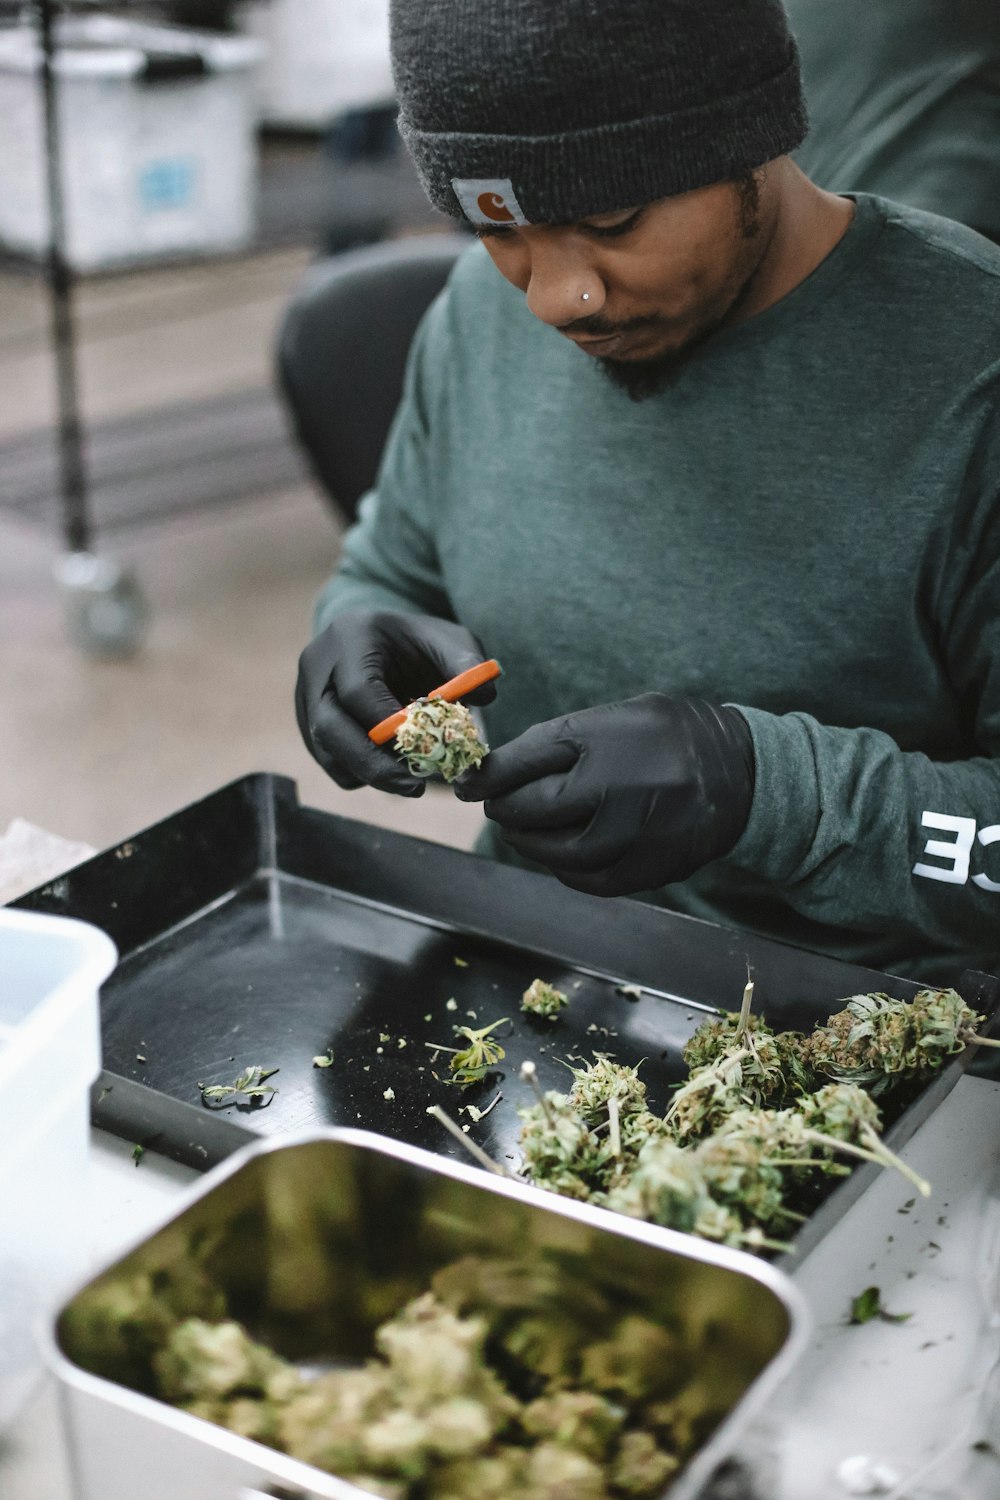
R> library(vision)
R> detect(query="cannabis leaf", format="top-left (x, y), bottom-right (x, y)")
top-left (848, 1285), bottom-right (912, 1325)
top-left (198, 1065), bottom-right (279, 1106)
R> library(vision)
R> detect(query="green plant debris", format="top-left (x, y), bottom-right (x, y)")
top-left (521, 980), bottom-right (568, 1021)
top-left (198, 1066), bottom-right (279, 1106)
top-left (312, 1050), bottom-right (335, 1069)
top-left (395, 697), bottom-right (488, 783)
top-left (460, 1092), bottom-right (502, 1124)
top-left (848, 1286), bottom-right (913, 1325)
top-left (428, 1020), bottom-right (510, 1087)
top-left (446, 999), bottom-right (458, 1012)
top-left (132, 1144), bottom-right (144, 1167)
top-left (615, 984), bottom-right (643, 1000)
top-left (454, 957), bottom-right (469, 968)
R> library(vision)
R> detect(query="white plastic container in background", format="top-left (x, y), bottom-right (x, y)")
top-left (235, 0), bottom-right (392, 128)
top-left (0, 15), bottom-right (263, 271)
top-left (0, 908), bottom-right (116, 1429)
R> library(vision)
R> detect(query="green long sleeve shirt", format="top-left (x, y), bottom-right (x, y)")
top-left (315, 195), bottom-right (1000, 985)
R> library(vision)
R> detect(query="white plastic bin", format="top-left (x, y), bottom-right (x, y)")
top-left (236, 0), bottom-right (392, 128)
top-left (0, 908), bottom-right (116, 1428)
top-left (0, 15), bottom-right (263, 271)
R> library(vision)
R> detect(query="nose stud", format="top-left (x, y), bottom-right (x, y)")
top-left (581, 292), bottom-right (591, 302)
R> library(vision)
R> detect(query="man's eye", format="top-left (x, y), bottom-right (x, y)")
top-left (582, 209), bottom-right (644, 239)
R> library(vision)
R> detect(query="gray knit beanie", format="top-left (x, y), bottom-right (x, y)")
top-left (391, 0), bottom-right (807, 226)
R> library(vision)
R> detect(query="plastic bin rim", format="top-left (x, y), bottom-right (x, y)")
top-left (0, 909), bottom-right (116, 1079)
top-left (0, 19), bottom-right (264, 78)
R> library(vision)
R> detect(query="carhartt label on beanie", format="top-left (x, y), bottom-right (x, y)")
top-left (390, 0), bottom-right (808, 225)
top-left (452, 178), bottom-right (530, 227)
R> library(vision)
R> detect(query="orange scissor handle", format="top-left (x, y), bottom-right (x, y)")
top-left (367, 659), bottom-right (502, 745)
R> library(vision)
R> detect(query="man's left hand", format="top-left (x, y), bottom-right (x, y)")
top-left (455, 694), bottom-right (755, 896)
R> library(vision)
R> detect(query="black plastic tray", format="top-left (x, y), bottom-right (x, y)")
top-left (15, 773), bottom-right (1000, 1262)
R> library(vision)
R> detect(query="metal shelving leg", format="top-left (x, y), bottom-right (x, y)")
top-left (38, 0), bottom-right (148, 657)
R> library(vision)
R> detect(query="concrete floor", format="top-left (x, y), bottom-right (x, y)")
top-left (0, 245), bottom-right (483, 874)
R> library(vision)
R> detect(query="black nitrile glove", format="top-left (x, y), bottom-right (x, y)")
top-left (455, 694), bottom-right (754, 895)
top-left (295, 609), bottom-right (496, 795)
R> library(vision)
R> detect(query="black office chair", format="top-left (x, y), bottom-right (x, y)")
top-left (276, 234), bottom-right (469, 524)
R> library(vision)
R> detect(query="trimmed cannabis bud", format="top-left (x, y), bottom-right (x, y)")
top-left (565, 1054), bottom-right (648, 1118)
top-left (795, 1083), bottom-right (931, 1196)
top-left (662, 1052), bottom-right (751, 1142)
top-left (516, 975), bottom-right (957, 1251)
top-left (394, 698), bottom-right (488, 783)
top-left (521, 979), bottom-right (568, 1020)
top-left (796, 1082), bottom-right (882, 1142)
top-left (682, 1011), bottom-right (774, 1073)
top-left (518, 1091), bottom-right (616, 1200)
top-left (683, 980), bottom-right (815, 1105)
top-left (154, 1318), bottom-right (288, 1404)
top-left (75, 1249), bottom-right (700, 1500)
top-left (801, 988), bottom-right (992, 1092)
top-left (605, 1138), bottom-right (749, 1248)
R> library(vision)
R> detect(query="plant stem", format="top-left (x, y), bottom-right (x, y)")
top-left (607, 1094), bottom-right (621, 1158)
top-left (520, 1060), bottom-right (554, 1122)
top-left (425, 1104), bottom-right (513, 1177)
top-left (803, 1127), bottom-right (931, 1197)
top-left (860, 1125), bottom-right (932, 1198)
top-left (734, 979), bottom-right (755, 1044)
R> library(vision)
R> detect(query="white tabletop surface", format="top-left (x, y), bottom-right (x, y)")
top-left (4, 1079), bottom-right (1000, 1500)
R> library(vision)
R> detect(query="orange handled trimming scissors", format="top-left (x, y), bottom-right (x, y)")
top-left (367, 659), bottom-right (502, 745)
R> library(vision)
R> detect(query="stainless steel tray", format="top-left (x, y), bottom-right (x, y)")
top-left (50, 1129), bottom-right (808, 1500)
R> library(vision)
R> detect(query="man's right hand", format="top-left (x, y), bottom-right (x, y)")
top-left (295, 610), bottom-right (496, 795)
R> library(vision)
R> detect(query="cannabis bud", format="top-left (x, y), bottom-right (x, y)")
top-left (521, 979), bottom-right (568, 1020)
top-left (394, 698), bottom-right (488, 783)
top-left (801, 987), bottom-right (991, 1091)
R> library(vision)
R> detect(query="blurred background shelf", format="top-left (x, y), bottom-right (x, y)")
top-left (0, 2), bottom-right (480, 854)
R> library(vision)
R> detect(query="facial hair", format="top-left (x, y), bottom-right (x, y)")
top-left (596, 172), bottom-right (766, 402)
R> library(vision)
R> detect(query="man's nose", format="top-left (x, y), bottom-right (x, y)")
top-left (524, 244), bottom-right (605, 326)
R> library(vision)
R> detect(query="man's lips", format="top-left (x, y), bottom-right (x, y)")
top-left (566, 330), bottom-right (633, 356)
top-left (562, 320), bottom-right (668, 358)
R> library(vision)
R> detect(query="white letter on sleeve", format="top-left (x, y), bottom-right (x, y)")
top-left (972, 824), bottom-right (1000, 893)
top-left (912, 810), bottom-right (976, 885)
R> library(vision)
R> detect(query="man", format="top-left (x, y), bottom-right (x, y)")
top-left (296, 0), bottom-right (1000, 985)
top-left (787, 0), bottom-right (1000, 243)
